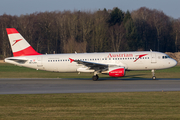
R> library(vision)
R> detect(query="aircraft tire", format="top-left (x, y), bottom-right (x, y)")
top-left (92, 75), bottom-right (98, 81)
top-left (152, 76), bottom-right (156, 80)
top-left (96, 75), bottom-right (99, 80)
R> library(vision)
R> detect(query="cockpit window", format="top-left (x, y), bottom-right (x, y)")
top-left (162, 56), bottom-right (170, 59)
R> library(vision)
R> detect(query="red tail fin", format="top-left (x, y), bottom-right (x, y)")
top-left (6, 28), bottom-right (42, 56)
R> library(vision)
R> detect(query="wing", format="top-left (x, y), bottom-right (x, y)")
top-left (69, 58), bottom-right (116, 71)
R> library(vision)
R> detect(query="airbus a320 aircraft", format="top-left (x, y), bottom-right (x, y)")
top-left (5, 28), bottom-right (177, 81)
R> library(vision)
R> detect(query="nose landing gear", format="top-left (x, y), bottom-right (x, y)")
top-left (151, 69), bottom-right (156, 80)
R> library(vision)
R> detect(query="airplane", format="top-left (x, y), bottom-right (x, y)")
top-left (4, 28), bottom-right (177, 81)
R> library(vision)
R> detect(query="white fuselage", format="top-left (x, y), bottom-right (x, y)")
top-left (5, 51), bottom-right (177, 73)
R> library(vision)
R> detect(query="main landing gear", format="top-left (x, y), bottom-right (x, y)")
top-left (151, 69), bottom-right (156, 80)
top-left (92, 70), bottom-right (157, 81)
top-left (92, 71), bottom-right (99, 81)
top-left (92, 74), bottom-right (99, 81)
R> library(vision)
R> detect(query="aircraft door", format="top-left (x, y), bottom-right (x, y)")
top-left (151, 53), bottom-right (157, 63)
top-left (37, 57), bottom-right (44, 70)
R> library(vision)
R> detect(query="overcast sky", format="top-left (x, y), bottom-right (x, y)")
top-left (0, 0), bottom-right (180, 19)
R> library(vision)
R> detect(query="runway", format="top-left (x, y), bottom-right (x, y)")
top-left (0, 78), bottom-right (180, 94)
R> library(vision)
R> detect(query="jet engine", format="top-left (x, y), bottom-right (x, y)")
top-left (108, 67), bottom-right (125, 77)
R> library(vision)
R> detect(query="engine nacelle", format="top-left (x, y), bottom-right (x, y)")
top-left (109, 67), bottom-right (125, 77)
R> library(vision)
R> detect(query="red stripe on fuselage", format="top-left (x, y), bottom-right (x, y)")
top-left (69, 58), bottom-right (74, 63)
top-left (134, 54), bottom-right (148, 62)
top-left (6, 28), bottom-right (19, 34)
top-left (13, 46), bottom-right (42, 57)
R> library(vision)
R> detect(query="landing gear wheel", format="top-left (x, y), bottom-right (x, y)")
top-left (152, 76), bottom-right (156, 80)
top-left (96, 75), bottom-right (99, 80)
top-left (92, 75), bottom-right (99, 81)
top-left (151, 69), bottom-right (156, 80)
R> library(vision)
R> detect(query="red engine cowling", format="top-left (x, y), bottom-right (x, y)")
top-left (109, 67), bottom-right (125, 77)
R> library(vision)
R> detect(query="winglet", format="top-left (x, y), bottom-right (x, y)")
top-left (69, 58), bottom-right (74, 63)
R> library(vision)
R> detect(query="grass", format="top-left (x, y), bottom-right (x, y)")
top-left (0, 92), bottom-right (180, 120)
top-left (0, 63), bottom-right (180, 79)
top-left (0, 63), bottom-right (180, 119)
top-left (0, 63), bottom-right (94, 78)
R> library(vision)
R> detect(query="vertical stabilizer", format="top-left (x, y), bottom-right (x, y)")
top-left (6, 28), bottom-right (41, 56)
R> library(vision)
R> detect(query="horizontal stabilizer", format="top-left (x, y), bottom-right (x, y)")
top-left (5, 57), bottom-right (28, 64)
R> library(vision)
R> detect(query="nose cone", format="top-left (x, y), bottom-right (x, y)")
top-left (170, 59), bottom-right (177, 67)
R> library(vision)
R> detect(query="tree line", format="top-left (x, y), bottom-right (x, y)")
top-left (0, 7), bottom-right (180, 59)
